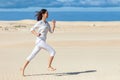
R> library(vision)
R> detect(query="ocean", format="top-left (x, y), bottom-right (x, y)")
top-left (0, 11), bottom-right (120, 21)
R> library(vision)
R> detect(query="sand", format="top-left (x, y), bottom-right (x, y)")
top-left (0, 20), bottom-right (120, 80)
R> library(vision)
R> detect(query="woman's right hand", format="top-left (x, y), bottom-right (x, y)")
top-left (52, 19), bottom-right (56, 26)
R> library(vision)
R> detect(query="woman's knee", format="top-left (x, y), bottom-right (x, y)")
top-left (26, 46), bottom-right (40, 61)
top-left (50, 49), bottom-right (56, 56)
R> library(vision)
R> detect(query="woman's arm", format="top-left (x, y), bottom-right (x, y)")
top-left (30, 21), bottom-right (41, 37)
top-left (51, 20), bottom-right (56, 32)
top-left (31, 30), bottom-right (41, 37)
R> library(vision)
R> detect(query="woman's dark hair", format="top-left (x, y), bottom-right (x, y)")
top-left (35, 9), bottom-right (47, 21)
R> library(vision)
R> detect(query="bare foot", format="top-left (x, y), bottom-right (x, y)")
top-left (48, 67), bottom-right (56, 71)
top-left (20, 68), bottom-right (25, 77)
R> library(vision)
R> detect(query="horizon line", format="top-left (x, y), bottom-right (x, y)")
top-left (0, 7), bottom-right (120, 12)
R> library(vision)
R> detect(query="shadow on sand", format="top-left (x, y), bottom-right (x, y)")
top-left (25, 70), bottom-right (97, 77)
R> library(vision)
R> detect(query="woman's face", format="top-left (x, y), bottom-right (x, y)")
top-left (43, 11), bottom-right (48, 18)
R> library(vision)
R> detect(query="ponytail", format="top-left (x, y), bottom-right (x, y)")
top-left (35, 9), bottom-right (47, 21)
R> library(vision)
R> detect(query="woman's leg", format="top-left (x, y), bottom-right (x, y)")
top-left (39, 40), bottom-right (56, 71)
top-left (21, 45), bottom-right (41, 76)
top-left (21, 61), bottom-right (29, 76)
top-left (48, 56), bottom-right (56, 71)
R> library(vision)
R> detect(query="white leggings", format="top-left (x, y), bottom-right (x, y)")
top-left (26, 40), bottom-right (56, 61)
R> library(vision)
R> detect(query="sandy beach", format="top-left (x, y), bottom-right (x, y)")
top-left (0, 20), bottom-right (120, 80)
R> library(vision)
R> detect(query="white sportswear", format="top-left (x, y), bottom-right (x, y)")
top-left (26, 20), bottom-right (55, 61)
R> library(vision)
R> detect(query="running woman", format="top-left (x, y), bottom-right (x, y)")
top-left (21, 9), bottom-right (56, 76)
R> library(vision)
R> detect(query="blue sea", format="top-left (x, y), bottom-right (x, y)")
top-left (0, 11), bottom-right (120, 21)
